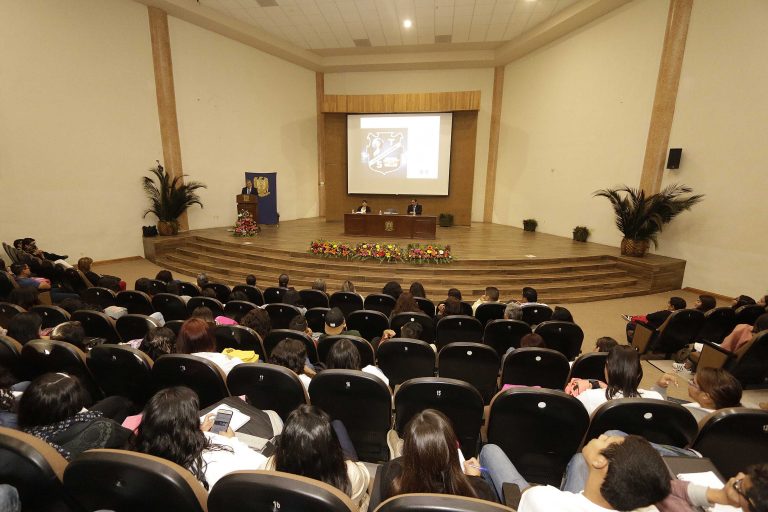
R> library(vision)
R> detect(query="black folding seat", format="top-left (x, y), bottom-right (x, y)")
top-left (116, 290), bottom-right (154, 315)
top-left (632, 309), bottom-right (705, 357)
top-left (318, 334), bottom-right (376, 368)
top-left (474, 302), bottom-right (506, 326)
top-left (390, 312), bottom-right (435, 343)
top-left (459, 301), bottom-right (474, 316)
top-left (696, 307), bottom-right (736, 344)
top-left (213, 324), bottom-right (266, 360)
top-left (87, 344), bottom-right (154, 406)
top-left (151, 293), bottom-right (189, 321)
top-left (115, 314), bottom-right (158, 343)
top-left (375, 494), bottom-right (514, 512)
top-left (71, 310), bottom-right (121, 343)
top-left (21, 339), bottom-right (102, 399)
top-left (521, 304), bottom-right (553, 325)
top-left (437, 342), bottom-right (499, 403)
top-left (330, 291), bottom-right (365, 318)
top-left (305, 307), bottom-right (330, 333)
top-left (263, 286), bottom-right (287, 304)
top-left (735, 304), bottom-right (767, 326)
top-left (435, 315), bottom-right (483, 350)
top-left (376, 338), bottom-right (436, 388)
top-left (178, 281), bottom-right (201, 297)
top-left (63, 268), bottom-right (91, 294)
top-left (501, 348), bottom-right (570, 390)
top-left (299, 288), bottom-right (330, 309)
top-left (146, 278), bottom-right (167, 295)
top-left (152, 354), bottom-right (230, 409)
top-left (0, 272), bottom-right (18, 300)
top-left (567, 352), bottom-right (608, 382)
top-left (186, 296), bottom-right (225, 317)
top-left (725, 330), bottom-right (768, 388)
top-left (0, 302), bottom-right (25, 329)
top-left (227, 363), bottom-right (308, 421)
top-left (263, 328), bottom-right (318, 363)
top-left (483, 319), bottom-right (532, 356)
top-left (414, 296), bottom-right (436, 317)
top-left (30, 305), bottom-right (70, 329)
top-left (347, 309), bottom-right (389, 342)
top-left (203, 283), bottom-right (232, 303)
top-left (223, 299), bottom-right (256, 322)
top-left (165, 319), bottom-right (184, 336)
top-left (0, 335), bottom-right (24, 381)
top-left (533, 321), bottom-right (584, 361)
top-left (81, 287), bottom-right (117, 309)
top-left (265, 303), bottom-right (302, 329)
top-left (232, 284), bottom-right (264, 306)
top-left (363, 293), bottom-right (396, 317)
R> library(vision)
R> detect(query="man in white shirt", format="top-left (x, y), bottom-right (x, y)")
top-left (472, 286), bottom-right (500, 314)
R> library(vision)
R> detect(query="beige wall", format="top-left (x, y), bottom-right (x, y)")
top-left (0, 0), bottom-right (162, 261)
top-left (324, 69), bottom-right (495, 221)
top-left (168, 18), bottom-right (318, 229)
top-left (658, 0), bottom-right (768, 297)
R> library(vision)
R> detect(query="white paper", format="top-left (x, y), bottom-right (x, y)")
top-left (200, 405), bottom-right (250, 432)
top-left (677, 472), bottom-right (741, 512)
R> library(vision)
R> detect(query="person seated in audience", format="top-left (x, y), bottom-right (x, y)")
top-left (382, 281), bottom-right (403, 300)
top-left (517, 286), bottom-right (548, 307)
top-left (10, 263), bottom-right (77, 303)
top-left (472, 286), bottom-right (500, 314)
top-left (196, 272), bottom-right (209, 289)
top-left (732, 295), bottom-right (757, 310)
top-left (288, 315), bottom-right (317, 341)
top-left (21, 237), bottom-right (67, 262)
top-left (165, 280), bottom-right (190, 303)
top-left (594, 336), bottom-right (619, 352)
top-left (270, 338), bottom-right (312, 391)
top-left (18, 373), bottom-right (132, 460)
top-left (340, 279), bottom-right (358, 294)
top-left (376, 320), bottom-right (423, 349)
top-left (244, 274), bottom-right (257, 286)
top-left (694, 294), bottom-right (717, 313)
top-left (447, 288), bottom-right (463, 300)
top-left (130, 386), bottom-right (265, 491)
top-left (318, 307), bottom-right (361, 342)
top-left (176, 318), bottom-right (243, 375)
top-left (260, 405), bottom-right (370, 507)
top-left (56, 297), bottom-right (94, 316)
top-left (660, 463), bottom-right (768, 512)
top-left (574, 345), bottom-right (663, 415)
top-left (281, 288), bottom-right (306, 315)
top-left (201, 287), bottom-right (218, 299)
top-left (49, 321), bottom-right (85, 351)
top-left (6, 312), bottom-right (42, 345)
top-left (504, 333), bottom-right (547, 358)
top-left (436, 296), bottom-right (464, 319)
top-left (77, 256), bottom-right (124, 290)
top-left (653, 367), bottom-right (742, 422)
top-left (371, 409), bottom-right (495, 508)
top-left (278, 273), bottom-right (292, 289)
top-left (311, 278), bottom-right (327, 294)
top-left (551, 306), bottom-right (574, 322)
top-left (504, 302), bottom-right (523, 321)
top-left (229, 290), bottom-right (249, 302)
top-left (326, 338), bottom-right (389, 386)
top-left (8, 287), bottom-right (40, 311)
top-left (240, 307), bottom-right (271, 342)
top-left (719, 313), bottom-right (768, 353)
top-left (137, 326), bottom-right (175, 361)
top-left (480, 434), bottom-right (670, 512)
top-left (191, 306), bottom-right (215, 324)
top-left (135, 277), bottom-right (155, 297)
top-left (154, 269), bottom-right (174, 284)
top-left (409, 281), bottom-right (426, 298)
top-left (624, 296), bottom-right (686, 342)
top-left (390, 291), bottom-right (421, 319)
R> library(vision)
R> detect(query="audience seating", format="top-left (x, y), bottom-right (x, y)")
top-left (227, 363), bottom-right (308, 421)
top-left (232, 284), bottom-right (264, 306)
top-left (63, 449), bottom-right (207, 512)
top-left (567, 352), bottom-right (608, 382)
top-left (347, 309), bottom-right (389, 343)
top-left (1, 242), bottom-right (21, 264)
top-left (459, 301), bottom-right (474, 316)
top-left (521, 304), bottom-right (553, 325)
top-left (691, 407), bottom-right (768, 478)
top-left (165, 319), bottom-right (184, 336)
top-left (374, 494), bottom-right (514, 512)
top-left (0, 427), bottom-right (73, 512)
top-left (305, 307), bottom-right (330, 333)
top-left (318, 334), bottom-right (376, 368)
top-left (264, 303), bottom-right (301, 329)
top-left (213, 325), bottom-right (266, 360)
top-left (632, 309), bottom-right (705, 357)
top-left (533, 321), bottom-right (584, 361)
top-left (0, 302), bottom-right (24, 329)
top-left (87, 344), bottom-right (154, 407)
top-left (209, 470), bottom-right (356, 512)
top-left (330, 291), bottom-right (365, 318)
top-left (20, 339), bottom-right (102, 400)
top-left (152, 354), bottom-right (230, 409)
top-left (263, 328), bottom-right (318, 363)
top-left (395, 377), bottom-right (484, 457)
top-left (151, 293), bottom-right (189, 321)
top-left (435, 315), bottom-right (483, 350)
top-left (724, 330), bottom-right (768, 388)
top-left (696, 307), bottom-right (736, 344)
top-left (146, 278), bottom-right (167, 295)
top-left (376, 338), bottom-right (436, 388)
top-left (223, 300), bottom-right (256, 322)
top-left (63, 268), bottom-right (91, 294)
top-left (116, 290), bottom-right (154, 316)
top-left (30, 305), bottom-right (70, 329)
top-left (696, 340), bottom-right (733, 371)
top-left (187, 296), bottom-right (225, 318)
top-left (363, 293), bottom-right (396, 317)
top-left (474, 302), bottom-right (506, 326)
top-left (299, 288), bottom-right (330, 309)
top-left (414, 297), bottom-right (436, 317)
top-left (0, 273), bottom-right (18, 300)
top-left (262, 286), bottom-right (287, 304)
top-left (487, 388), bottom-right (589, 487)
top-left (437, 342), bottom-right (500, 403)
top-left (115, 314), bottom-right (157, 343)
top-left (309, 369), bottom-right (393, 462)
top-left (71, 310), bottom-right (121, 343)
top-left (204, 283), bottom-right (232, 303)
top-left (735, 304), bottom-right (766, 326)
top-left (584, 398), bottom-right (698, 448)
top-left (390, 312), bottom-right (435, 343)
top-left (0, 335), bottom-right (24, 381)
top-left (500, 348), bottom-right (570, 390)
top-left (81, 287), bottom-right (117, 309)
top-left (177, 281), bottom-right (201, 297)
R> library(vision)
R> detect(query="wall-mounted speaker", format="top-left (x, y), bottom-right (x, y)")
top-left (667, 148), bottom-right (682, 169)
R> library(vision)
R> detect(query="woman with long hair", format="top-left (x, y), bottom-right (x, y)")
top-left (390, 291), bottom-right (421, 319)
top-left (694, 294), bottom-right (717, 313)
top-left (575, 345), bottom-right (663, 415)
top-left (372, 409), bottom-right (495, 508)
top-left (261, 404), bottom-right (369, 506)
top-left (326, 338), bottom-right (389, 386)
top-left (176, 317), bottom-right (243, 375)
top-left (131, 387), bottom-right (265, 490)
top-left (654, 367), bottom-right (742, 422)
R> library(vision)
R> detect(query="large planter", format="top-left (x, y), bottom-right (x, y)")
top-left (157, 221), bottom-right (178, 236)
top-left (621, 237), bottom-right (649, 257)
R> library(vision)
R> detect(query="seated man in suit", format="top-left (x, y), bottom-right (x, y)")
top-left (242, 179), bottom-right (257, 195)
top-left (356, 200), bottom-right (372, 213)
top-left (406, 198), bottom-right (422, 215)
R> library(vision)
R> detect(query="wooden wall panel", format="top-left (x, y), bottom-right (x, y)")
top-left (322, 91), bottom-right (480, 113)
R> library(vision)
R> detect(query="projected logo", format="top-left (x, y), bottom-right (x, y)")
top-left (364, 131), bottom-right (406, 175)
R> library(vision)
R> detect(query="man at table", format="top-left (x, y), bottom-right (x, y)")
top-left (406, 198), bottom-right (422, 215)
top-left (356, 200), bottom-right (371, 213)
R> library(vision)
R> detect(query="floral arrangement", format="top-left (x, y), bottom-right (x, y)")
top-left (309, 240), bottom-right (453, 264)
top-left (233, 210), bottom-right (259, 237)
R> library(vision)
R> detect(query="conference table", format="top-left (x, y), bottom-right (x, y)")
top-left (344, 213), bottom-right (437, 239)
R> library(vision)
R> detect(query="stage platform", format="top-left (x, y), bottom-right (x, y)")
top-left (143, 218), bottom-right (686, 303)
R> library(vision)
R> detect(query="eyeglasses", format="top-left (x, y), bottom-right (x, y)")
top-left (733, 478), bottom-right (756, 510)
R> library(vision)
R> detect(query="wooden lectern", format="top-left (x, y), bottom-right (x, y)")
top-left (237, 194), bottom-right (259, 226)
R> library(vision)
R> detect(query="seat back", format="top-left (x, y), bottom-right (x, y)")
top-left (374, 494), bottom-right (514, 512)
top-left (299, 289), bottom-right (330, 309)
top-left (30, 305), bottom-right (70, 329)
top-left (115, 314), bottom-right (157, 343)
top-left (165, 319), bottom-right (184, 336)
top-left (146, 279), bottom-right (168, 295)
top-left (696, 307), bottom-right (737, 344)
top-left (0, 272), bottom-right (18, 301)
top-left (347, 309), bottom-right (389, 342)
top-left (0, 302), bottom-right (25, 329)
top-left (567, 352), bottom-right (608, 382)
top-left (697, 341), bottom-right (733, 371)
top-left (474, 302), bottom-right (506, 326)
top-left (585, 398), bottom-right (698, 447)
top-left (376, 338), bottom-right (436, 388)
top-left (0, 335), bottom-right (23, 382)
top-left (203, 283), bottom-right (231, 303)
top-left (501, 348), bottom-right (570, 390)
top-left (263, 329), bottom-right (318, 364)
top-left (735, 304), bottom-right (767, 326)
top-left (63, 449), bottom-right (207, 512)
top-left (437, 342), bottom-right (500, 403)
top-left (309, 370), bottom-right (393, 462)
top-left (227, 363), bottom-right (307, 421)
top-left (435, 315), bottom-right (483, 350)
top-left (0, 427), bottom-right (72, 512)
top-left (459, 301), bottom-right (474, 316)
top-left (305, 307), bottom-right (330, 333)
top-left (187, 296), bottom-right (225, 318)
top-left (390, 312), bottom-right (435, 343)
top-left (209, 470), bottom-right (356, 512)
top-left (151, 293), bottom-right (190, 321)
top-left (329, 291), bottom-right (365, 318)
top-left (263, 286), bottom-right (287, 304)
top-left (264, 303), bottom-right (302, 329)
top-left (21, 339), bottom-right (102, 399)
top-left (212, 325), bottom-right (265, 360)
top-left (152, 354), bottom-right (230, 409)
top-left (318, 335), bottom-right (376, 368)
top-left (63, 268), bottom-right (91, 294)
top-left (487, 388), bottom-right (589, 486)
top-left (178, 281), bottom-right (201, 297)
top-left (395, 377), bottom-right (484, 457)
top-left (649, 309), bottom-right (705, 356)
top-left (71, 310), bottom-right (121, 343)
top-left (223, 300), bottom-right (256, 322)
top-left (533, 321), bottom-right (584, 361)
top-left (81, 287), bottom-right (117, 309)
top-left (87, 344), bottom-right (154, 406)
top-left (115, 290), bottom-right (154, 315)
top-left (521, 304), bottom-right (553, 325)
top-left (726, 330), bottom-right (768, 388)
top-left (232, 285), bottom-right (264, 306)
top-left (363, 293), bottom-right (396, 317)
top-left (414, 297), bottom-right (436, 317)
top-left (691, 408), bottom-right (768, 478)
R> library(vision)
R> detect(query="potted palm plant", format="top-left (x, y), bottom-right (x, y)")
top-left (522, 219), bottom-right (538, 232)
top-left (573, 226), bottom-right (590, 242)
top-left (594, 184), bottom-right (703, 257)
top-left (143, 163), bottom-right (206, 236)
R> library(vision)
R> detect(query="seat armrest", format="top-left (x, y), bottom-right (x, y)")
top-left (632, 323), bottom-right (655, 354)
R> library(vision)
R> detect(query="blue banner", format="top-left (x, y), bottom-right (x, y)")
top-left (245, 172), bottom-right (278, 225)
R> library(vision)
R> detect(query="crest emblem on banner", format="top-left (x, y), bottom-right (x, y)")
top-left (255, 177), bottom-right (271, 197)
top-left (384, 221), bottom-right (394, 232)
top-left (365, 131), bottom-right (405, 175)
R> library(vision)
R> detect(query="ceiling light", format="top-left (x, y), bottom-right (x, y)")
top-left (403, 19), bottom-right (412, 28)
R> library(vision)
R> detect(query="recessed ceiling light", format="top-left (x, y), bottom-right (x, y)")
top-left (403, 19), bottom-right (413, 28)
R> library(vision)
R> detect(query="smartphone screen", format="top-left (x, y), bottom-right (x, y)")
top-left (210, 409), bottom-right (233, 434)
